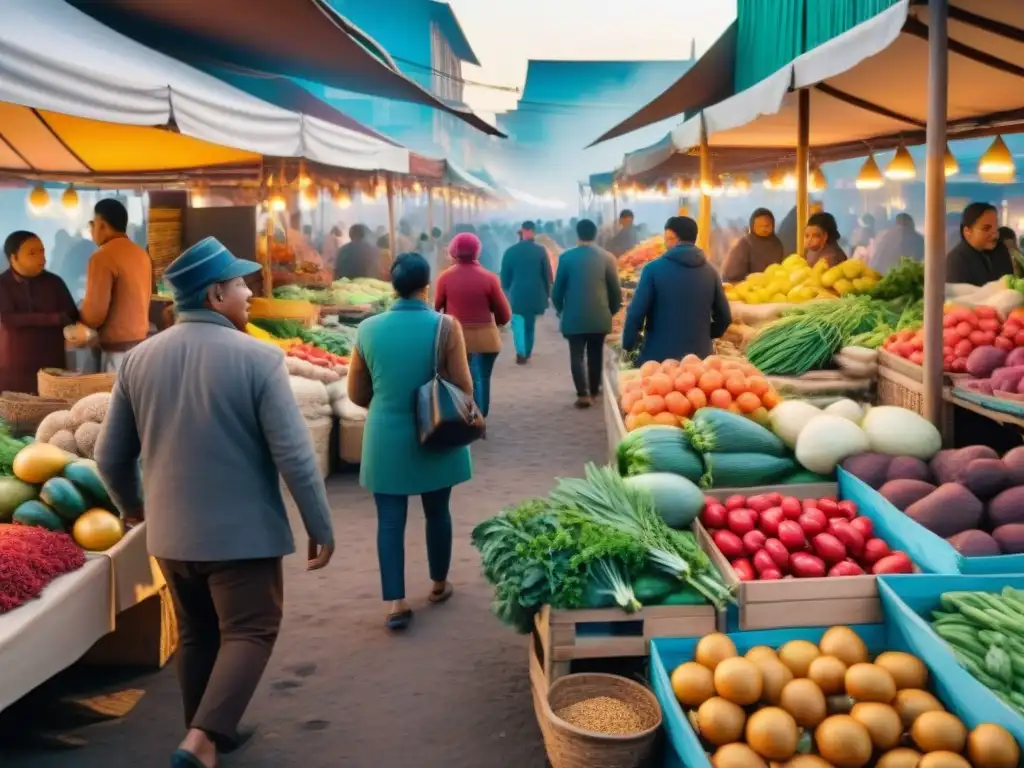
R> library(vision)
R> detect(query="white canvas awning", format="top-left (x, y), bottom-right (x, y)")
top-left (0, 0), bottom-right (410, 175)
top-left (445, 162), bottom-right (498, 197)
top-left (619, 0), bottom-right (1024, 183)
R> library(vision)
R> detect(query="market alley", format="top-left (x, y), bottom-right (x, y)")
top-left (0, 316), bottom-right (610, 768)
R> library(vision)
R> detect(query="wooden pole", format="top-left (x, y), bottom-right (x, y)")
top-left (796, 89), bottom-right (810, 258)
top-left (923, 0), bottom-right (949, 427)
top-left (386, 175), bottom-right (397, 261)
top-left (697, 122), bottom-right (712, 252)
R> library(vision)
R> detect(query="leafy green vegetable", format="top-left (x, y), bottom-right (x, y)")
top-left (866, 258), bottom-right (925, 301)
top-left (0, 420), bottom-right (25, 476)
top-left (250, 319), bottom-right (356, 356)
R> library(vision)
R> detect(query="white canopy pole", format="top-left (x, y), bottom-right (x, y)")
top-left (923, 0), bottom-right (948, 427)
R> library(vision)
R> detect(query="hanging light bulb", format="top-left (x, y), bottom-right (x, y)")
top-left (979, 135), bottom-right (1015, 183)
top-left (855, 155), bottom-right (885, 190)
top-left (733, 174), bottom-right (752, 194)
top-left (60, 185), bottom-right (79, 212)
top-left (763, 168), bottom-right (785, 190)
top-left (333, 187), bottom-right (352, 208)
top-left (28, 184), bottom-right (51, 214)
top-left (300, 184), bottom-right (319, 210)
top-left (269, 193), bottom-right (287, 212)
top-left (412, 181), bottom-right (423, 195)
top-left (944, 144), bottom-right (959, 177)
top-left (781, 171), bottom-right (798, 191)
top-left (885, 145), bottom-right (917, 180)
top-left (810, 166), bottom-right (827, 192)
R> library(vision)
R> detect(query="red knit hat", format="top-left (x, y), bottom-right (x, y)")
top-left (449, 232), bottom-right (481, 263)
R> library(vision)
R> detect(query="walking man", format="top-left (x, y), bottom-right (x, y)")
top-left (552, 219), bottom-right (622, 408)
top-left (95, 237), bottom-right (335, 768)
top-left (500, 221), bottom-right (552, 364)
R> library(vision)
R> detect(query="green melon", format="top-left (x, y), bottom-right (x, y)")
top-left (0, 476), bottom-right (38, 523)
top-left (12, 500), bottom-right (65, 531)
top-left (39, 477), bottom-right (86, 523)
top-left (63, 460), bottom-right (113, 510)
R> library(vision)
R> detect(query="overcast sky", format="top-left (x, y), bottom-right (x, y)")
top-left (445, 0), bottom-right (737, 114)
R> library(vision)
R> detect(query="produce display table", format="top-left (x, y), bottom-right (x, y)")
top-left (602, 370), bottom-right (626, 464)
top-left (0, 557), bottom-right (114, 712)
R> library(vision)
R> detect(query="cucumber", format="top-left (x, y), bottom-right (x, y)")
top-left (702, 453), bottom-right (797, 489)
top-left (686, 408), bottom-right (788, 456)
top-left (632, 572), bottom-right (678, 605)
top-left (661, 585), bottom-right (707, 605)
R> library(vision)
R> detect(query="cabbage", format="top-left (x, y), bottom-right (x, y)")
top-left (795, 414), bottom-right (870, 475)
top-left (768, 400), bottom-right (822, 448)
top-left (860, 406), bottom-right (942, 460)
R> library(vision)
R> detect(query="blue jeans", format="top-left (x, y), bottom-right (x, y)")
top-left (511, 314), bottom-right (536, 359)
top-left (374, 488), bottom-right (453, 601)
top-left (469, 352), bottom-right (499, 416)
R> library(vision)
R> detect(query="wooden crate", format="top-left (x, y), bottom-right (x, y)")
top-left (602, 373), bottom-right (626, 465)
top-left (877, 365), bottom-right (924, 414)
top-left (532, 602), bottom-right (719, 687)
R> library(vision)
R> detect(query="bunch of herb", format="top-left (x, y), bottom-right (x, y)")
top-left (471, 498), bottom-right (646, 633)
top-left (865, 258), bottom-right (925, 301)
top-left (0, 420), bottom-right (24, 476)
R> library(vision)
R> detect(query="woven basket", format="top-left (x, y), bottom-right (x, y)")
top-left (307, 417), bottom-right (333, 479)
top-left (0, 392), bottom-right (72, 436)
top-left (537, 673), bottom-right (661, 768)
top-left (37, 368), bottom-right (115, 403)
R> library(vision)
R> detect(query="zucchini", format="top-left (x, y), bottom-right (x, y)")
top-left (702, 453), bottom-right (797, 489)
top-left (661, 585), bottom-right (707, 605)
top-left (686, 408), bottom-right (787, 457)
top-left (632, 572), bottom-right (678, 605)
top-left (780, 469), bottom-right (835, 484)
top-left (617, 426), bottom-right (703, 482)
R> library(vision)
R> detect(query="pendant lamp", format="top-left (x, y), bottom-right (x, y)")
top-left (763, 168), bottom-right (786, 190)
top-left (810, 166), bottom-right (827, 192)
top-left (885, 145), bottom-right (917, 180)
top-left (944, 144), bottom-right (959, 177)
top-left (333, 188), bottom-right (352, 208)
top-left (61, 185), bottom-right (79, 211)
top-left (300, 184), bottom-right (319, 210)
top-left (979, 135), bottom-right (1015, 182)
top-left (855, 155), bottom-right (885, 190)
top-left (28, 184), bottom-right (51, 214)
top-left (268, 193), bottom-right (287, 212)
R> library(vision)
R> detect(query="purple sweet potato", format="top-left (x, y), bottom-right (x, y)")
top-left (905, 483), bottom-right (983, 538)
top-left (967, 346), bottom-right (1008, 379)
top-left (947, 529), bottom-right (1002, 557)
top-left (965, 378), bottom-right (995, 395)
top-left (841, 452), bottom-right (893, 489)
top-left (1007, 348), bottom-right (1024, 368)
top-left (879, 479), bottom-right (937, 511)
top-left (956, 458), bottom-right (1011, 500)
top-left (993, 524), bottom-right (1024, 554)
top-left (1003, 446), bottom-right (1024, 486)
top-left (986, 486), bottom-right (1024, 527)
top-left (886, 456), bottom-right (932, 484)
top-left (991, 366), bottom-right (1024, 393)
top-left (930, 446), bottom-right (999, 485)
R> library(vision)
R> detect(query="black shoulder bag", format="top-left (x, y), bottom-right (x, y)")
top-left (416, 315), bottom-right (485, 448)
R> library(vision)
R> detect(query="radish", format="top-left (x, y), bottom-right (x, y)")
top-left (828, 560), bottom-right (866, 577)
top-left (701, 503), bottom-right (728, 530)
top-left (759, 568), bottom-right (783, 580)
top-left (802, 498), bottom-right (819, 511)
top-left (713, 530), bottom-right (744, 559)
top-left (862, 537), bottom-right (891, 565)
top-left (789, 552), bottom-right (827, 578)
top-left (732, 558), bottom-right (756, 581)
top-left (759, 507), bottom-right (784, 537)
top-left (742, 530), bottom-right (767, 556)
top-left (812, 533), bottom-right (847, 564)
top-left (747, 495), bottom-right (774, 513)
top-left (780, 497), bottom-right (802, 520)
top-left (724, 495), bottom-right (747, 511)
top-left (849, 516), bottom-right (873, 539)
top-left (778, 520), bottom-right (807, 552)
top-left (727, 509), bottom-right (757, 537)
top-left (817, 498), bottom-right (841, 518)
top-left (797, 508), bottom-right (828, 537)
top-left (763, 538), bottom-right (790, 571)
top-left (830, 521), bottom-right (865, 559)
top-left (837, 500), bottom-right (858, 520)
top-left (871, 552), bottom-right (913, 574)
top-left (752, 549), bottom-right (776, 575)
top-left (764, 492), bottom-right (783, 506)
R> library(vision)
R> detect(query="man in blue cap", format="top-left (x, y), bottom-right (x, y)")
top-left (94, 237), bottom-right (335, 768)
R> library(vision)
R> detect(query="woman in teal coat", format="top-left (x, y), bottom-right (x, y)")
top-left (348, 253), bottom-right (474, 630)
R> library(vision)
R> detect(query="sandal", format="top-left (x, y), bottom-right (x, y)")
top-left (385, 609), bottom-right (413, 631)
top-left (429, 582), bottom-right (454, 604)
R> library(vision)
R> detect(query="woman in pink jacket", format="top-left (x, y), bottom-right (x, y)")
top-left (434, 233), bottom-right (511, 417)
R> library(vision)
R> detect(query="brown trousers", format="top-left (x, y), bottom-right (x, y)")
top-left (157, 557), bottom-right (284, 746)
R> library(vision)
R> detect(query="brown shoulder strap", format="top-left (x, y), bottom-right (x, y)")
top-left (433, 314), bottom-right (451, 375)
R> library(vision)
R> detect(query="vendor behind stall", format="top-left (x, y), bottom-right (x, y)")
top-left (0, 231), bottom-right (78, 394)
top-left (78, 199), bottom-right (153, 372)
top-left (946, 202), bottom-right (1013, 286)
top-left (804, 212), bottom-right (848, 269)
top-left (720, 208), bottom-right (785, 283)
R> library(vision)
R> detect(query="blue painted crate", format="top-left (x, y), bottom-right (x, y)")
top-left (839, 467), bottom-right (1024, 575)
top-left (649, 611), bottom-right (1024, 767)
top-left (879, 573), bottom-right (1024, 742)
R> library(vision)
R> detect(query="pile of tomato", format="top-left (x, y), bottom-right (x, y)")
top-left (884, 305), bottom-right (1007, 373)
top-left (286, 344), bottom-right (349, 369)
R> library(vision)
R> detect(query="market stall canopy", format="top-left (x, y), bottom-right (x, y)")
top-left (619, 0), bottom-right (1024, 184)
top-left (445, 162), bottom-right (498, 197)
top-left (67, 0), bottom-right (505, 137)
top-left (588, 172), bottom-right (616, 196)
top-left (0, 0), bottom-right (411, 176)
top-left (587, 22), bottom-right (738, 147)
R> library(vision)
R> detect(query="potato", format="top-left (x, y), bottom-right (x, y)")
top-left (886, 456), bottom-right (932, 484)
top-left (905, 484), bottom-right (982, 538)
top-left (947, 529), bottom-right (1001, 557)
top-left (1002, 446), bottom-right (1024, 486)
top-left (842, 452), bottom-right (893, 489)
top-left (879, 479), bottom-right (937, 511)
top-left (955, 459), bottom-right (1010, 500)
top-left (993, 524), bottom-right (1024, 555)
top-left (987, 487), bottom-right (1024, 528)
top-left (930, 447), bottom-right (998, 485)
